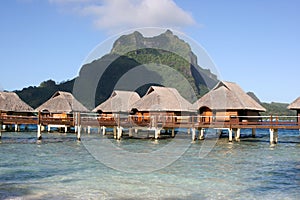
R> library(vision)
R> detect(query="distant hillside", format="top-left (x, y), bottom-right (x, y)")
top-left (16, 80), bottom-right (74, 109)
top-left (247, 92), bottom-right (296, 116)
top-left (261, 102), bottom-right (296, 116)
top-left (17, 30), bottom-right (216, 110)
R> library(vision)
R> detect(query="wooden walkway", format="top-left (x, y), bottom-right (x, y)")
top-left (0, 113), bottom-right (299, 144)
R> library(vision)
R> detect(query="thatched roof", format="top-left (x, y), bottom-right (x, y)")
top-left (131, 86), bottom-right (194, 112)
top-left (0, 91), bottom-right (34, 112)
top-left (194, 81), bottom-right (266, 112)
top-left (36, 91), bottom-right (89, 113)
top-left (288, 97), bottom-right (300, 110)
top-left (93, 90), bottom-right (140, 113)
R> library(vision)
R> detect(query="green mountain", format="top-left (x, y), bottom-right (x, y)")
top-left (17, 30), bottom-right (217, 110)
top-left (261, 102), bottom-right (296, 116)
top-left (72, 30), bottom-right (218, 109)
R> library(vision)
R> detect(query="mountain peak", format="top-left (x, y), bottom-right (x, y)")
top-left (111, 30), bottom-right (191, 60)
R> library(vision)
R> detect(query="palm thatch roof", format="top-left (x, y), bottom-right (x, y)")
top-left (287, 97), bottom-right (300, 110)
top-left (194, 81), bottom-right (266, 112)
top-left (93, 90), bottom-right (140, 113)
top-left (36, 91), bottom-right (89, 113)
top-left (0, 91), bottom-right (34, 112)
top-left (131, 86), bottom-right (194, 112)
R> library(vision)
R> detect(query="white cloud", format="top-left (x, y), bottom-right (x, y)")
top-left (50, 0), bottom-right (196, 32)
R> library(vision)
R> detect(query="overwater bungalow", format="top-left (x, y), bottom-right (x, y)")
top-left (36, 91), bottom-right (89, 117)
top-left (0, 91), bottom-right (34, 116)
top-left (287, 97), bottom-right (300, 123)
top-left (35, 91), bottom-right (89, 132)
top-left (194, 81), bottom-right (266, 124)
top-left (0, 91), bottom-right (34, 132)
top-left (93, 90), bottom-right (140, 114)
top-left (130, 86), bottom-right (195, 125)
top-left (93, 90), bottom-right (140, 119)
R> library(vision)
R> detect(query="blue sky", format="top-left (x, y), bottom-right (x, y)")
top-left (0, 0), bottom-right (299, 103)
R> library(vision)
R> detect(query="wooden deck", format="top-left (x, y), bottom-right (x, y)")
top-left (0, 113), bottom-right (299, 144)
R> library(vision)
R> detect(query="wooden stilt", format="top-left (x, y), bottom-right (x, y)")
top-left (135, 128), bottom-right (138, 134)
top-left (77, 125), bottom-right (81, 141)
top-left (155, 128), bottom-right (160, 139)
top-left (117, 127), bottom-right (122, 140)
top-left (102, 126), bottom-right (106, 135)
top-left (87, 126), bottom-right (91, 134)
top-left (48, 125), bottom-right (51, 132)
top-left (37, 124), bottom-right (42, 140)
top-left (65, 126), bottom-right (68, 133)
top-left (252, 128), bottom-right (256, 138)
top-left (199, 128), bottom-right (205, 140)
top-left (191, 128), bottom-right (196, 141)
top-left (171, 128), bottom-right (175, 137)
top-left (270, 129), bottom-right (274, 144)
top-left (113, 126), bottom-right (117, 139)
top-left (270, 128), bottom-right (278, 144)
top-left (235, 128), bottom-right (241, 141)
top-left (228, 128), bottom-right (233, 142)
top-left (14, 124), bottom-right (18, 132)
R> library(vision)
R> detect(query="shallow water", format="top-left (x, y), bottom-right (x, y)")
top-left (0, 129), bottom-right (300, 199)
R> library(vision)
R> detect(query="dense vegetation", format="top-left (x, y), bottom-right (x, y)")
top-left (261, 102), bottom-right (296, 116)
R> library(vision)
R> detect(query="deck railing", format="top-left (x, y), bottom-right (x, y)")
top-left (1, 113), bottom-right (299, 130)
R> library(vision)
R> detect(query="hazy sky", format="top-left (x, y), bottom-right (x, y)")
top-left (0, 0), bottom-right (299, 103)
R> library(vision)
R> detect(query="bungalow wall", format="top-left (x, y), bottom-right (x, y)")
top-left (198, 109), bottom-right (261, 123)
top-left (132, 111), bottom-right (178, 124)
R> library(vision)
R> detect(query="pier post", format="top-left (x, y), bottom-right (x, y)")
top-left (48, 125), bottom-right (51, 132)
top-left (171, 128), bottom-right (175, 137)
top-left (113, 126), bottom-right (117, 139)
top-left (155, 128), bottom-right (160, 140)
top-left (75, 112), bottom-right (81, 141)
top-left (37, 124), bottom-right (42, 140)
top-left (77, 125), bottom-right (81, 141)
top-left (252, 128), bottom-right (256, 138)
top-left (117, 127), bottom-right (122, 140)
top-left (269, 128), bottom-right (278, 145)
top-left (102, 126), bottom-right (106, 136)
top-left (87, 126), bottom-right (91, 134)
top-left (228, 128), bottom-right (233, 142)
top-left (191, 128), bottom-right (196, 141)
top-left (129, 128), bottom-right (133, 137)
top-left (14, 124), bottom-right (19, 132)
top-left (235, 128), bottom-right (241, 141)
top-left (64, 126), bottom-right (68, 133)
top-left (199, 128), bottom-right (205, 140)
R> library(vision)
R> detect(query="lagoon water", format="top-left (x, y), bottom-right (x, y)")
top-left (0, 129), bottom-right (300, 199)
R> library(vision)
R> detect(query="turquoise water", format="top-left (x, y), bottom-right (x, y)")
top-left (0, 129), bottom-right (300, 199)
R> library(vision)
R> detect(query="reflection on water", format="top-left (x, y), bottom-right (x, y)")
top-left (0, 129), bottom-right (300, 199)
